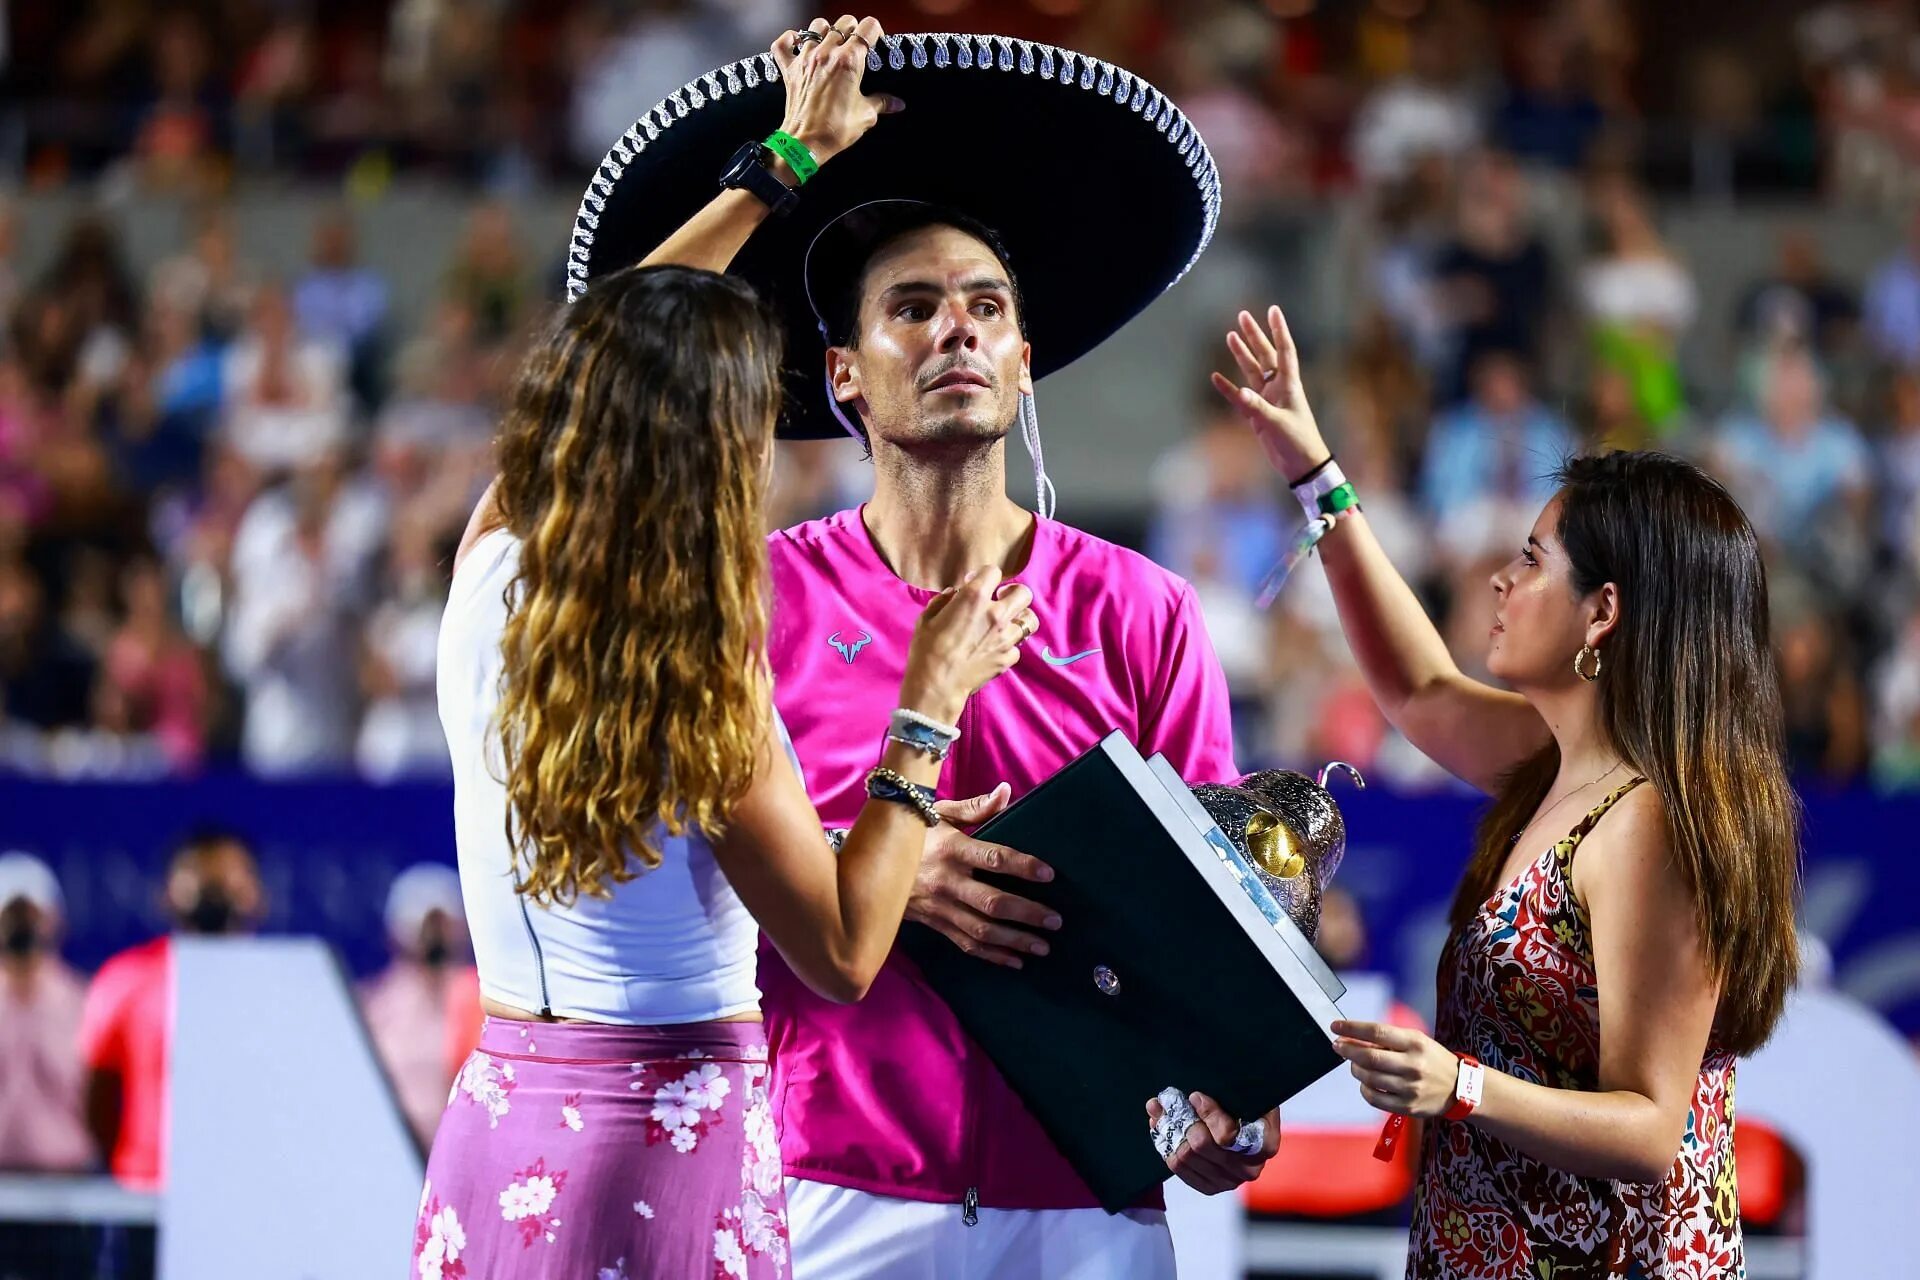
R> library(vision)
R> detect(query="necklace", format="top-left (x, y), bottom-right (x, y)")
top-left (1510, 759), bottom-right (1629, 848)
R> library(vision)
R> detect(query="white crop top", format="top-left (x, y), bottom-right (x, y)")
top-left (437, 528), bottom-right (768, 1025)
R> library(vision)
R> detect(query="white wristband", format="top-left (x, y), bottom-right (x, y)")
top-left (1290, 458), bottom-right (1349, 523)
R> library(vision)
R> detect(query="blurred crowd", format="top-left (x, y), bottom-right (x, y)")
top-left (0, 841), bottom-right (481, 1200)
top-left (4, 0), bottom-right (1920, 789)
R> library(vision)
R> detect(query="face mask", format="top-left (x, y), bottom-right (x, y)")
top-left (182, 889), bottom-right (239, 935)
top-left (2, 923), bottom-right (38, 957)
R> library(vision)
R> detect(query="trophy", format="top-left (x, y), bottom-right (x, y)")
top-left (1149, 760), bottom-right (1365, 1160)
top-left (1188, 762), bottom-right (1366, 943)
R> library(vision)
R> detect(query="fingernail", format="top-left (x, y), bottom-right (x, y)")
top-left (1044, 913), bottom-right (1062, 929)
top-left (1007, 957), bottom-right (1023, 970)
top-left (1037, 867), bottom-right (1055, 883)
top-left (1030, 941), bottom-right (1049, 957)
top-left (963, 567), bottom-right (980, 583)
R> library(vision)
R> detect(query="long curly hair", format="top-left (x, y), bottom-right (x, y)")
top-left (1456, 452), bottom-right (1800, 1056)
top-left (491, 265), bottom-right (783, 905)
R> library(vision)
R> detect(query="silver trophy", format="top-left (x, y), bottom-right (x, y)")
top-left (1189, 762), bottom-right (1365, 943)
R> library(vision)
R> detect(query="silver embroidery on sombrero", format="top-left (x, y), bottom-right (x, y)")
top-left (563, 33), bottom-right (1221, 303)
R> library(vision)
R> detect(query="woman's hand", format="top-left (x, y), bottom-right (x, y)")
top-left (1331, 1020), bottom-right (1463, 1119)
top-left (1210, 305), bottom-right (1332, 484)
top-left (770, 15), bottom-right (902, 170)
top-left (898, 566), bottom-right (1034, 725)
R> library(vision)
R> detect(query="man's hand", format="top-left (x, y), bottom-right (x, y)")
top-left (907, 785), bottom-right (1059, 969)
top-left (770, 15), bottom-right (902, 170)
top-left (1146, 1092), bottom-right (1280, 1196)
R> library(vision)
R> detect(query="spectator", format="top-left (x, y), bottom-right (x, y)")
top-left (219, 283), bottom-right (352, 474)
top-left (1580, 177), bottom-right (1697, 435)
top-left (1491, 16), bottom-right (1607, 173)
top-left (114, 289), bottom-right (226, 495)
top-left (1418, 350), bottom-right (1576, 534)
top-left (0, 555), bottom-right (97, 732)
top-left (442, 203), bottom-right (529, 348)
top-left (1351, 16), bottom-right (1482, 187)
top-left (356, 518), bottom-right (452, 782)
top-left (1877, 369), bottom-right (1920, 563)
top-left (132, 11), bottom-right (230, 192)
top-left (1864, 204), bottom-right (1920, 369)
top-left (292, 210), bottom-right (390, 411)
top-left (358, 863), bottom-right (482, 1146)
top-left (223, 452), bottom-right (385, 776)
top-left (1737, 226), bottom-right (1860, 359)
top-left (1777, 603), bottom-right (1870, 783)
top-left (0, 852), bottom-right (95, 1174)
top-left (82, 828), bottom-right (266, 1191)
top-left (1148, 392), bottom-right (1291, 598)
top-left (1430, 149), bottom-right (1555, 404)
top-left (1873, 603), bottom-right (1920, 789)
top-left (149, 210), bottom-right (257, 345)
top-left (0, 852), bottom-right (96, 1280)
top-left (96, 554), bottom-right (210, 771)
top-left (1714, 345), bottom-right (1872, 566)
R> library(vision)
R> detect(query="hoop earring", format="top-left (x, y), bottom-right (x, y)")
top-left (1574, 644), bottom-right (1602, 683)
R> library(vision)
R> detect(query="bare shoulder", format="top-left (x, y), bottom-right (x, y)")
top-left (1573, 781), bottom-right (1683, 905)
top-left (453, 478), bottom-right (504, 577)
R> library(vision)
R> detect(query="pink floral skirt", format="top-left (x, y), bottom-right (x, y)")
top-left (412, 1017), bottom-right (789, 1280)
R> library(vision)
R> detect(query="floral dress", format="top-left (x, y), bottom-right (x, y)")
top-left (413, 1018), bottom-right (789, 1280)
top-left (1407, 779), bottom-right (1744, 1280)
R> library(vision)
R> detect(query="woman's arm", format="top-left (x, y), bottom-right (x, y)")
top-left (452, 18), bottom-right (897, 577)
top-left (1215, 306), bottom-right (1547, 793)
top-left (713, 570), bottom-right (1035, 1002)
top-left (640, 16), bottom-right (898, 274)
top-left (1336, 787), bottom-right (1719, 1183)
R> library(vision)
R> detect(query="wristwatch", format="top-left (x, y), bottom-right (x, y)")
top-left (720, 141), bottom-right (798, 216)
top-left (1444, 1054), bottom-right (1485, 1122)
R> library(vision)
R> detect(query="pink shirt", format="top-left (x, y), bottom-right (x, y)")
top-left (79, 937), bottom-right (173, 1190)
top-left (765, 508), bottom-right (1238, 1210)
top-left (0, 960), bottom-right (95, 1173)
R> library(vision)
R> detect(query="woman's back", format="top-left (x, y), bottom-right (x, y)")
top-left (437, 527), bottom-right (760, 1025)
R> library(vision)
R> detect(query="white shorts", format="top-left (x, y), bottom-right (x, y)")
top-left (784, 1178), bottom-right (1178, 1280)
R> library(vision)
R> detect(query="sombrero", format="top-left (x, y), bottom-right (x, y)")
top-left (567, 32), bottom-right (1221, 504)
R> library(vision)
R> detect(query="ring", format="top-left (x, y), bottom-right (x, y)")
top-left (1260, 367), bottom-right (1277, 383)
top-left (792, 30), bottom-right (825, 54)
top-left (1019, 614), bottom-right (1039, 640)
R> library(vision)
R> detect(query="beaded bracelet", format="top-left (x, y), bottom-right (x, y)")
top-left (866, 766), bottom-right (941, 828)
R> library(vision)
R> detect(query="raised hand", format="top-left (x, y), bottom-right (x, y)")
top-left (1209, 305), bottom-right (1331, 484)
top-left (769, 15), bottom-right (902, 169)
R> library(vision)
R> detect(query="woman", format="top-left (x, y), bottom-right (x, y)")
top-left (1214, 306), bottom-right (1799, 1278)
top-left (421, 264), bottom-right (1033, 1280)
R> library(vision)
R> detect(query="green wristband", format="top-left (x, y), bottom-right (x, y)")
top-left (1317, 482), bottom-right (1359, 517)
top-left (764, 130), bottom-right (819, 184)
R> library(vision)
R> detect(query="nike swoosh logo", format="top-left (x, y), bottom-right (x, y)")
top-left (1041, 646), bottom-right (1102, 667)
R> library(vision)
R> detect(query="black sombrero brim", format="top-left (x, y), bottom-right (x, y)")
top-left (567, 33), bottom-right (1221, 440)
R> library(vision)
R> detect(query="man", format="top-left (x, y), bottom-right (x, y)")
top-left (81, 826), bottom-right (265, 1191)
top-left (582, 17), bottom-right (1276, 1275)
top-left (0, 851), bottom-right (93, 1173)
top-left (358, 861), bottom-right (482, 1145)
top-left (0, 855), bottom-right (97, 1280)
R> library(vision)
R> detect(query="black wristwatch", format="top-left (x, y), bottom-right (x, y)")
top-left (720, 141), bottom-right (799, 217)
